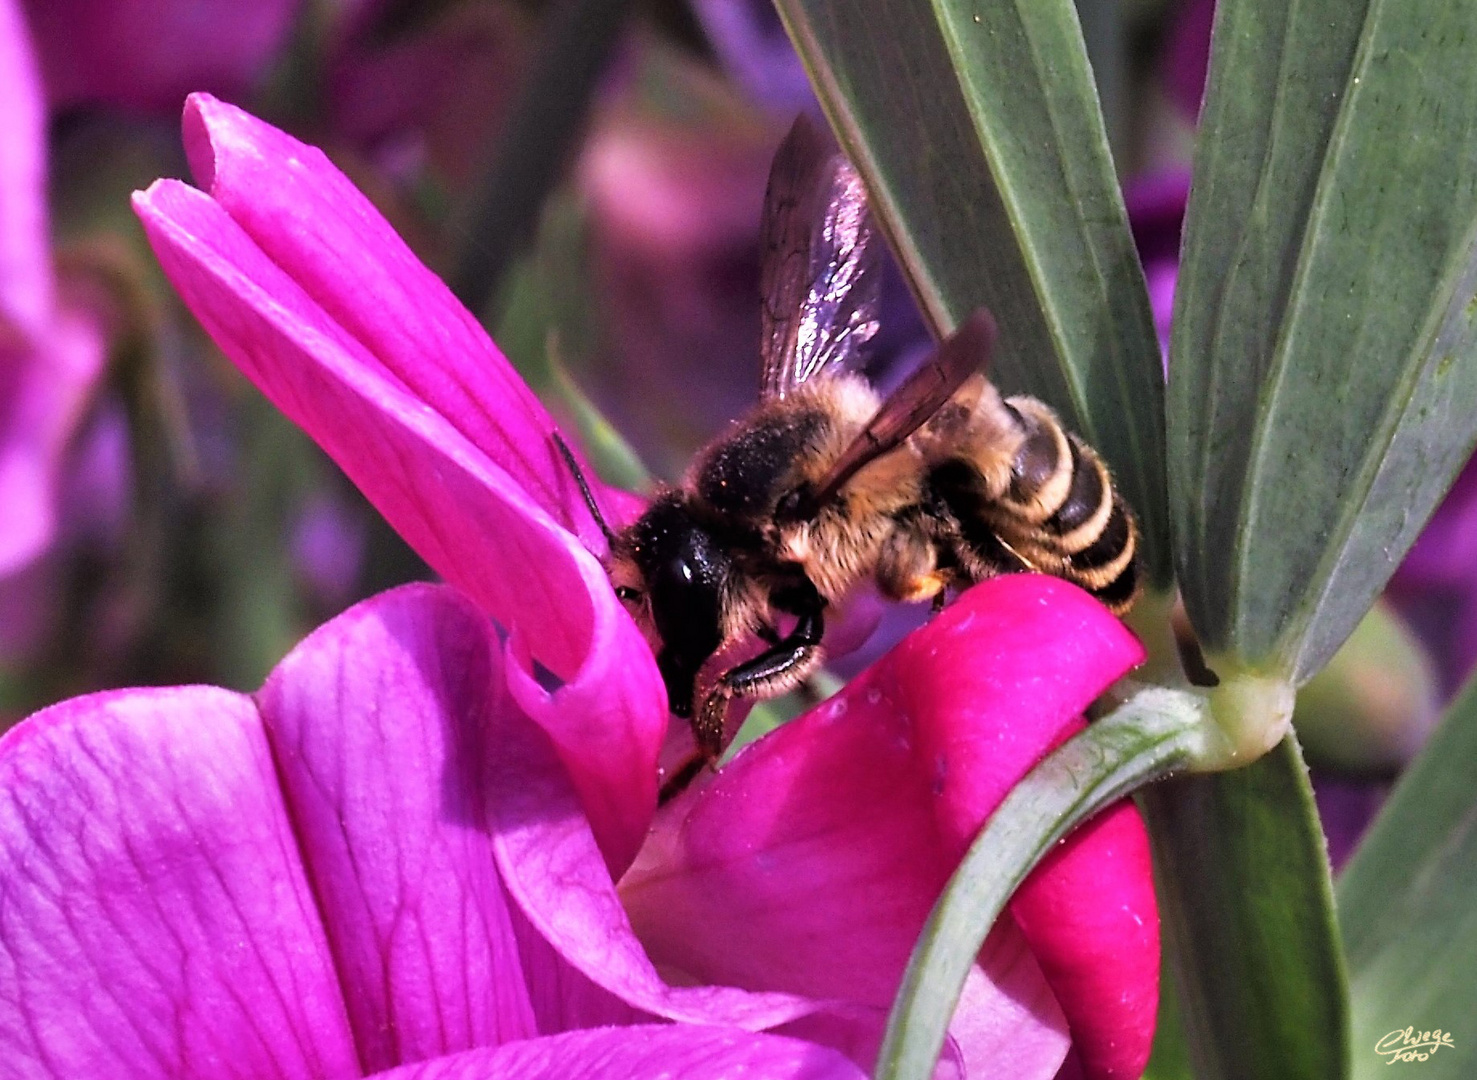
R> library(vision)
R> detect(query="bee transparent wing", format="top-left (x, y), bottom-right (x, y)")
top-left (760, 114), bottom-right (882, 399)
top-left (811, 310), bottom-right (997, 506)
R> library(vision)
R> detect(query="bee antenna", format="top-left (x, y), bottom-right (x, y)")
top-left (552, 431), bottom-right (619, 549)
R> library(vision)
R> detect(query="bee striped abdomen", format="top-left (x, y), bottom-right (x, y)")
top-left (930, 394), bottom-right (1140, 615)
top-left (999, 397), bottom-right (1139, 613)
top-left (1004, 400), bottom-right (1072, 523)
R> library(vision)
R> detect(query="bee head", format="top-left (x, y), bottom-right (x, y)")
top-left (610, 493), bottom-right (732, 717)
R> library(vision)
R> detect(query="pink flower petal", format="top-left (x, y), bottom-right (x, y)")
top-left (367, 1025), bottom-right (868, 1080)
top-left (1009, 804), bottom-right (1158, 1080)
top-left (0, 686), bottom-right (358, 1078)
top-left (884, 576), bottom-right (1145, 847)
top-left (881, 575), bottom-right (1157, 1080)
top-left (180, 93), bottom-right (619, 547)
top-left (258, 584), bottom-right (540, 1072)
top-left (622, 682), bottom-right (958, 1007)
top-left (486, 689), bottom-right (859, 1040)
top-left (620, 632), bottom-right (1071, 1078)
top-left (132, 179), bottom-right (665, 871)
top-left (265, 583), bottom-right (884, 1070)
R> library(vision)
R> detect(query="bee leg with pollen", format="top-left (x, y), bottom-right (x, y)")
top-left (876, 515), bottom-right (952, 609)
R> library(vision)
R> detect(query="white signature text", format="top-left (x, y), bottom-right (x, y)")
top-left (1375, 1027), bottom-right (1455, 1064)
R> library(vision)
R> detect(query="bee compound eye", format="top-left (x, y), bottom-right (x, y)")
top-left (659, 555), bottom-right (696, 590)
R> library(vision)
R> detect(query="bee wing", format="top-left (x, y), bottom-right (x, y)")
top-left (760, 114), bottom-right (881, 399)
top-left (811, 309), bottom-right (998, 506)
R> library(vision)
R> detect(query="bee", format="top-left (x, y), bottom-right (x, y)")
top-left (560, 115), bottom-right (1140, 795)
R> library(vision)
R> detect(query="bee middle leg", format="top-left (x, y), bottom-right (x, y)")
top-left (693, 619), bottom-right (826, 761)
top-left (877, 514), bottom-right (953, 606)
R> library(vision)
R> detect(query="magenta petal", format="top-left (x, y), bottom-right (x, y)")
top-left (620, 657), bottom-right (1070, 1078)
top-left (132, 180), bottom-right (665, 867)
top-left (258, 584), bottom-right (541, 1072)
top-left (623, 684), bottom-right (956, 1007)
top-left (624, 576), bottom-right (1149, 1078)
top-left (486, 697), bottom-right (866, 1042)
top-left (888, 575), bottom-right (1145, 850)
top-left (883, 576), bottom-right (1156, 1080)
top-left (179, 93), bottom-right (619, 545)
top-left (0, 686), bottom-right (358, 1078)
top-left (367, 1026), bottom-right (867, 1080)
top-left (1009, 804), bottom-right (1158, 1080)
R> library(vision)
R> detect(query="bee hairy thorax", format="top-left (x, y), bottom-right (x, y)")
top-left (690, 374), bottom-right (920, 605)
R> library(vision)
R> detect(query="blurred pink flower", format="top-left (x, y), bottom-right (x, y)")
top-left (21, 0), bottom-right (301, 113)
top-left (121, 95), bottom-right (1158, 1077)
top-left (0, 0), bottom-right (108, 584)
top-left (327, 1), bottom-right (528, 187)
top-left (290, 490), bottom-right (368, 609)
top-left (1124, 168), bottom-right (1191, 355)
top-left (579, 112), bottom-right (776, 468)
top-left (1386, 462), bottom-right (1477, 693)
top-left (691, 0), bottom-right (814, 113)
top-left (1161, 0), bottom-right (1215, 121)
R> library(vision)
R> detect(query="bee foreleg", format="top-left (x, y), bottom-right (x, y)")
top-left (695, 642), bottom-right (826, 762)
top-left (692, 587), bottom-right (827, 763)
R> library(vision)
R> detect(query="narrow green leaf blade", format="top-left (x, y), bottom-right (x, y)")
top-left (1339, 671), bottom-right (1477, 1079)
top-left (1171, 0), bottom-right (1477, 682)
top-left (1141, 735), bottom-right (1350, 1080)
top-left (775, 0), bottom-right (1170, 583)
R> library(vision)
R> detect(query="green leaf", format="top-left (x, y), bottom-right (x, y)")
top-left (774, 0), bottom-right (1169, 584)
top-left (1140, 735), bottom-right (1350, 1080)
top-left (1171, 0), bottom-right (1477, 683)
top-left (1339, 669), bottom-right (1477, 1079)
top-left (875, 686), bottom-right (1207, 1080)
